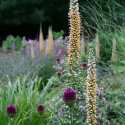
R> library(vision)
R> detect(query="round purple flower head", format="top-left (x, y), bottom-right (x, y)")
top-left (37, 104), bottom-right (44, 116)
top-left (56, 57), bottom-right (61, 62)
top-left (82, 62), bottom-right (87, 67)
top-left (63, 87), bottom-right (76, 106)
top-left (6, 104), bottom-right (17, 118)
top-left (57, 72), bottom-right (62, 77)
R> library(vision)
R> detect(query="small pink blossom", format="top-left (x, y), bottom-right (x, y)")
top-left (57, 49), bottom-right (63, 54)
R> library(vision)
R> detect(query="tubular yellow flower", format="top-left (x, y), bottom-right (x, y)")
top-left (111, 38), bottom-right (117, 61)
top-left (39, 25), bottom-right (44, 51)
top-left (95, 34), bottom-right (100, 61)
top-left (86, 48), bottom-right (97, 125)
top-left (68, 0), bottom-right (81, 67)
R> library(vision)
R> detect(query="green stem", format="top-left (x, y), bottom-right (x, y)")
top-left (9, 118), bottom-right (12, 125)
top-left (70, 107), bottom-right (73, 125)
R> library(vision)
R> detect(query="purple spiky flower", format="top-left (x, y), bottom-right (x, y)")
top-left (82, 62), bottom-right (88, 67)
top-left (57, 72), bottom-right (62, 77)
top-left (6, 104), bottom-right (17, 118)
top-left (63, 87), bottom-right (76, 106)
top-left (37, 104), bottom-right (44, 116)
top-left (56, 57), bottom-right (61, 62)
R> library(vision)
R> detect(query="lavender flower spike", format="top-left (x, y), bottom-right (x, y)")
top-left (37, 104), bottom-right (44, 116)
top-left (63, 87), bottom-right (76, 106)
top-left (6, 104), bottom-right (17, 118)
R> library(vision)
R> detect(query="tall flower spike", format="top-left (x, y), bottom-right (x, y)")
top-left (95, 33), bottom-right (100, 61)
top-left (45, 27), bottom-right (53, 54)
top-left (39, 24), bottom-right (44, 51)
top-left (31, 43), bottom-right (35, 59)
top-left (68, 0), bottom-right (81, 66)
top-left (111, 38), bottom-right (116, 61)
top-left (81, 35), bottom-right (85, 55)
top-left (86, 48), bottom-right (97, 125)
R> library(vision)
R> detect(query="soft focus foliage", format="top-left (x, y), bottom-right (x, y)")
top-left (0, 75), bottom-right (59, 125)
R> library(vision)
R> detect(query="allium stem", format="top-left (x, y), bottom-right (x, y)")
top-left (9, 118), bottom-right (12, 125)
top-left (70, 107), bottom-right (73, 125)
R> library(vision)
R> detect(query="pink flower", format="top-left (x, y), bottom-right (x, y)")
top-left (57, 49), bottom-right (63, 54)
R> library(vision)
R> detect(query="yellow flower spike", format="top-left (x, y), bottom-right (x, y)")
top-left (39, 25), bottom-right (44, 51)
top-left (111, 38), bottom-right (117, 61)
top-left (31, 43), bottom-right (35, 59)
top-left (95, 33), bottom-right (100, 61)
top-left (45, 26), bottom-right (53, 54)
top-left (68, 0), bottom-right (81, 67)
top-left (86, 48), bottom-right (97, 125)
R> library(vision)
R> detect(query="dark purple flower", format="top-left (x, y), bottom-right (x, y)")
top-left (6, 104), bottom-right (17, 118)
top-left (63, 87), bottom-right (76, 106)
top-left (57, 72), bottom-right (62, 77)
top-left (56, 57), bottom-right (61, 62)
top-left (84, 35), bottom-right (89, 39)
top-left (82, 62), bottom-right (88, 67)
top-left (37, 104), bottom-right (44, 116)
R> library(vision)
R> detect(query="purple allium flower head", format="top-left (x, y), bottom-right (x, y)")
top-left (63, 87), bottom-right (76, 106)
top-left (57, 72), bottom-right (62, 77)
top-left (82, 62), bottom-right (88, 67)
top-left (37, 104), bottom-right (44, 116)
top-left (6, 104), bottom-right (17, 118)
top-left (56, 57), bottom-right (61, 62)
